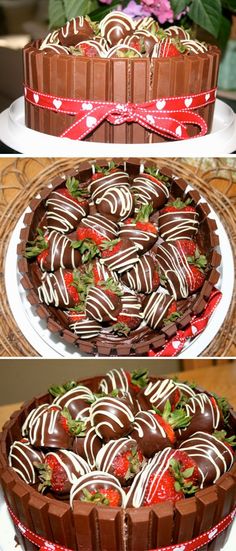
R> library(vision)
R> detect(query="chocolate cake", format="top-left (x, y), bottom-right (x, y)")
top-left (23, 13), bottom-right (220, 143)
top-left (17, 159), bottom-right (222, 357)
top-left (0, 368), bottom-right (235, 550)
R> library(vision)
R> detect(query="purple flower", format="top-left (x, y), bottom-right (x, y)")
top-left (99, 0), bottom-right (113, 4)
top-left (141, 0), bottom-right (174, 24)
top-left (123, 1), bottom-right (151, 17)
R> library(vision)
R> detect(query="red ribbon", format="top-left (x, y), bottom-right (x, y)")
top-left (24, 85), bottom-right (217, 141)
top-left (7, 504), bottom-right (236, 551)
top-left (149, 288), bottom-right (222, 357)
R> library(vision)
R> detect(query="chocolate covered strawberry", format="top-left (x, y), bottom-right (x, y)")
top-left (73, 40), bottom-right (106, 57)
top-left (36, 450), bottom-right (90, 495)
top-left (119, 204), bottom-right (158, 253)
top-left (85, 278), bottom-right (122, 322)
top-left (9, 439), bottom-right (45, 485)
top-left (159, 197), bottom-right (199, 241)
top-left (96, 438), bottom-right (145, 486)
top-left (90, 395), bottom-right (134, 442)
top-left (111, 293), bottom-right (143, 335)
top-left (152, 38), bottom-right (186, 58)
top-left (136, 377), bottom-right (197, 412)
top-left (70, 471), bottom-right (126, 507)
top-left (177, 393), bottom-right (224, 442)
top-left (28, 405), bottom-right (86, 449)
top-left (99, 367), bottom-right (149, 397)
top-left (100, 238), bottom-right (139, 273)
top-left (51, 384), bottom-right (94, 421)
top-left (122, 254), bottom-right (160, 294)
top-left (38, 268), bottom-right (86, 309)
top-left (25, 229), bottom-right (82, 272)
top-left (46, 177), bottom-right (89, 233)
top-left (131, 169), bottom-right (170, 210)
top-left (89, 163), bottom-right (130, 202)
top-left (75, 214), bottom-right (118, 262)
top-left (107, 45), bottom-right (141, 58)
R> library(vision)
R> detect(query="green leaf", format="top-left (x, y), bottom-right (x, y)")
top-left (49, 0), bottom-right (66, 29)
top-left (89, 0), bottom-right (121, 21)
top-left (188, 0), bottom-right (222, 38)
top-left (222, 0), bottom-right (236, 10)
top-left (64, 0), bottom-right (99, 19)
top-left (217, 14), bottom-right (231, 50)
top-left (170, 0), bottom-right (191, 16)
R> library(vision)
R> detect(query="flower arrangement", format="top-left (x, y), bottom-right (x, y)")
top-left (49, 0), bottom-right (236, 48)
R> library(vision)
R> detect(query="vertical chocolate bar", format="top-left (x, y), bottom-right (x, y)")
top-left (173, 497), bottom-right (197, 543)
top-left (150, 502), bottom-right (174, 548)
top-left (151, 58), bottom-right (172, 143)
top-left (97, 507), bottom-right (125, 551)
top-left (111, 58), bottom-right (129, 143)
top-left (28, 495), bottom-right (53, 541)
top-left (126, 508), bottom-right (150, 551)
top-left (12, 481), bottom-right (38, 551)
top-left (208, 474), bottom-right (236, 551)
top-left (73, 501), bottom-right (98, 551)
top-left (130, 59), bottom-right (150, 143)
top-left (48, 501), bottom-right (77, 549)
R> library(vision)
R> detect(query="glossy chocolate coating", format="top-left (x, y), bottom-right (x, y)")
top-left (42, 449), bottom-right (90, 495)
top-left (137, 378), bottom-right (183, 412)
top-left (99, 368), bottom-right (130, 394)
top-left (96, 186), bottom-right (134, 221)
top-left (38, 268), bottom-right (77, 308)
top-left (96, 437), bottom-right (145, 485)
top-left (119, 221), bottom-right (158, 254)
top-left (99, 12), bottom-right (134, 46)
top-left (131, 411), bottom-right (173, 458)
top-left (89, 170), bottom-right (130, 202)
top-left (53, 386), bottom-right (94, 420)
top-left (73, 426), bottom-right (103, 469)
top-left (159, 208), bottom-right (199, 241)
top-left (131, 174), bottom-right (169, 210)
top-left (9, 439), bottom-right (45, 484)
top-left (70, 471), bottom-right (126, 506)
top-left (78, 213), bottom-right (118, 241)
top-left (38, 231), bottom-right (81, 272)
top-left (90, 396), bottom-right (134, 442)
top-left (165, 26), bottom-right (190, 39)
top-left (28, 405), bottom-right (72, 449)
top-left (143, 292), bottom-right (174, 330)
top-left (155, 241), bottom-right (193, 300)
top-left (177, 393), bottom-right (223, 442)
top-left (85, 285), bottom-right (122, 322)
top-left (122, 254), bottom-right (159, 294)
top-left (118, 292), bottom-right (143, 329)
top-left (46, 190), bottom-right (89, 233)
top-left (179, 431), bottom-right (234, 487)
top-left (69, 317), bottom-right (102, 339)
top-left (100, 239), bottom-right (139, 274)
top-left (58, 17), bottom-right (94, 47)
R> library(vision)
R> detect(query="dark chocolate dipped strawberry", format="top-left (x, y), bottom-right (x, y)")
top-left (99, 11), bottom-right (134, 46)
top-left (152, 37), bottom-right (187, 58)
top-left (100, 238), bottom-right (139, 274)
top-left (58, 16), bottom-right (94, 47)
top-left (38, 268), bottom-right (86, 309)
top-left (72, 40), bottom-right (107, 57)
top-left (28, 405), bottom-right (86, 449)
top-left (89, 164), bottom-right (130, 202)
top-left (90, 395), bottom-right (134, 442)
top-left (135, 16), bottom-right (159, 33)
top-left (131, 400), bottom-right (191, 458)
top-left (179, 431), bottom-right (235, 487)
top-left (85, 278), bottom-right (122, 323)
top-left (136, 377), bottom-right (196, 412)
top-left (8, 439), bottom-right (45, 484)
top-left (96, 437), bottom-right (145, 486)
top-left (24, 229), bottom-right (82, 272)
top-left (95, 184), bottom-right (134, 222)
top-left (69, 317), bottom-right (102, 339)
top-left (125, 30), bottom-right (158, 55)
top-left (156, 241), bottom-right (207, 299)
top-left (46, 177), bottom-right (89, 233)
top-left (76, 213), bottom-right (118, 262)
top-left (70, 471), bottom-right (126, 507)
top-left (126, 447), bottom-right (199, 507)
top-left (51, 384), bottom-right (94, 421)
top-left (35, 449), bottom-right (90, 495)
top-left (177, 393), bottom-right (224, 442)
top-left (119, 204), bottom-right (158, 253)
top-left (143, 292), bottom-right (177, 330)
top-left (131, 169), bottom-right (170, 210)
top-left (165, 26), bottom-right (190, 39)
top-left (73, 425), bottom-right (103, 470)
top-left (159, 197), bottom-right (199, 241)
top-left (99, 368), bottom-right (149, 397)
top-left (121, 254), bottom-right (160, 294)
top-left (111, 292), bottom-right (143, 335)
top-left (22, 403), bottom-right (49, 437)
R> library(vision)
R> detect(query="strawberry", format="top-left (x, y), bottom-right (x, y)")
top-left (36, 450), bottom-right (89, 495)
top-left (161, 197), bottom-right (196, 215)
top-left (25, 228), bottom-right (49, 263)
top-left (66, 311), bottom-right (86, 324)
top-left (112, 448), bottom-right (144, 484)
top-left (176, 239), bottom-right (197, 257)
top-left (49, 380), bottom-right (77, 398)
top-left (158, 38), bottom-right (186, 58)
top-left (152, 399), bottom-right (191, 445)
top-left (213, 430), bottom-right (236, 452)
top-left (124, 204), bottom-right (158, 235)
top-left (172, 450), bottom-right (200, 488)
top-left (82, 487), bottom-right (121, 507)
top-left (64, 271), bottom-right (81, 304)
top-left (126, 369), bottom-right (149, 393)
top-left (58, 176), bottom-right (89, 205)
top-left (74, 43), bottom-right (101, 57)
top-left (143, 167), bottom-right (171, 187)
top-left (60, 408), bottom-right (87, 437)
top-left (100, 239), bottom-right (122, 258)
top-left (111, 316), bottom-right (139, 336)
top-left (143, 470), bottom-right (183, 505)
top-left (92, 162), bottom-right (118, 181)
top-left (186, 264), bottom-right (206, 293)
top-left (163, 301), bottom-right (182, 325)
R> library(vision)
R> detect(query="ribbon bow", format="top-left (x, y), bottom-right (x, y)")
top-left (24, 85), bottom-right (217, 141)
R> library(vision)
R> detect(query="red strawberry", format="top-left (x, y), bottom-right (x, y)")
top-left (125, 204), bottom-right (158, 235)
top-left (176, 239), bottom-right (197, 257)
top-left (161, 197), bottom-right (196, 215)
top-left (186, 264), bottom-right (206, 292)
top-left (60, 408), bottom-right (86, 437)
top-left (64, 271), bottom-right (81, 304)
top-left (112, 314), bottom-right (140, 335)
top-left (76, 227), bottom-right (106, 247)
top-left (143, 470), bottom-right (183, 505)
top-left (37, 453), bottom-right (69, 494)
top-left (75, 43), bottom-right (100, 57)
top-left (126, 369), bottom-right (149, 394)
top-left (159, 38), bottom-right (186, 58)
top-left (25, 228), bottom-right (49, 264)
top-left (213, 430), bottom-right (236, 452)
top-left (82, 487), bottom-right (121, 506)
top-left (101, 239), bottom-right (122, 258)
top-left (58, 176), bottom-right (89, 207)
top-left (92, 162), bottom-right (118, 181)
top-left (66, 311), bottom-right (86, 323)
top-left (112, 448), bottom-right (144, 483)
top-left (173, 450), bottom-right (200, 487)
top-left (163, 301), bottom-right (182, 326)
top-left (152, 399), bottom-right (191, 445)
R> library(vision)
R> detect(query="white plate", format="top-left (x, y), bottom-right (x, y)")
top-left (0, 97), bottom-right (236, 155)
top-left (0, 489), bottom-right (235, 551)
top-left (4, 187), bottom-right (234, 358)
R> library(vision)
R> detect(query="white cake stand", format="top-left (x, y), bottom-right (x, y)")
top-left (0, 96), bottom-right (235, 155)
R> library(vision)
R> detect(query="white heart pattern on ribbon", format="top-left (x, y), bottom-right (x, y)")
top-left (205, 93), bottom-right (210, 101)
top-left (33, 93), bottom-right (39, 104)
top-left (86, 116), bottom-right (97, 128)
top-left (208, 528), bottom-right (218, 539)
top-left (82, 102), bottom-right (93, 111)
top-left (172, 340), bottom-right (181, 350)
top-left (184, 98), bottom-right (192, 108)
top-left (156, 99), bottom-right (166, 110)
top-left (173, 545), bottom-right (186, 551)
top-left (18, 523), bottom-right (26, 534)
top-left (146, 115), bottom-right (155, 124)
top-left (53, 99), bottom-right (62, 110)
top-left (175, 126), bottom-right (182, 137)
top-left (191, 325), bottom-right (198, 335)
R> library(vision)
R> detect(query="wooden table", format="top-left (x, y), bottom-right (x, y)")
top-left (1, 364), bottom-right (235, 430)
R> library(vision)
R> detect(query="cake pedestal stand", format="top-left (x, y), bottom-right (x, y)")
top-left (0, 97), bottom-right (235, 155)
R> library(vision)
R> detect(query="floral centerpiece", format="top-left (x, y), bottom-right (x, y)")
top-left (49, 0), bottom-right (236, 49)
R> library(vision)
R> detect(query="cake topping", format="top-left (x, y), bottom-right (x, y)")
top-left (96, 437), bottom-right (145, 486)
top-left (70, 471), bottom-right (126, 507)
top-left (138, 378), bottom-right (196, 412)
top-left (99, 11), bottom-right (134, 46)
top-left (152, 37), bottom-right (186, 58)
top-left (46, 177), bottom-right (89, 234)
top-left (121, 254), bottom-right (160, 294)
top-left (73, 426), bottom-right (103, 470)
top-left (90, 395), bottom-right (134, 441)
top-left (177, 393), bottom-right (223, 440)
top-left (25, 229), bottom-right (82, 272)
top-left (38, 268), bottom-right (83, 308)
top-left (57, 16), bottom-right (94, 46)
top-left (95, 185), bottom-right (134, 221)
top-left (100, 238), bottom-right (139, 273)
top-left (72, 40), bottom-right (107, 58)
top-left (35, 449), bottom-right (90, 495)
top-left (9, 439), bottom-right (45, 484)
top-left (131, 171), bottom-right (169, 210)
top-left (89, 167), bottom-right (130, 202)
top-left (143, 292), bottom-right (175, 330)
top-left (69, 317), bottom-right (102, 339)
top-left (111, 292), bottom-right (143, 335)
top-left (119, 204), bottom-right (158, 253)
top-left (52, 385), bottom-right (94, 421)
top-left (85, 279), bottom-right (122, 322)
top-left (159, 198), bottom-right (199, 241)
